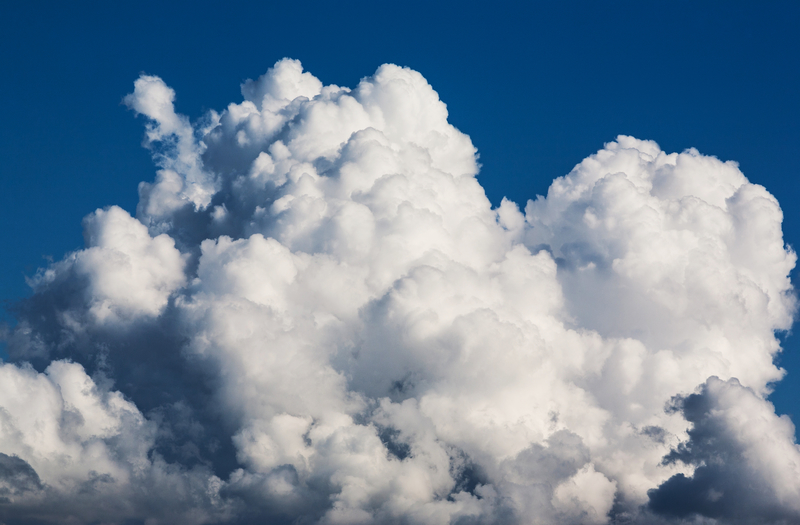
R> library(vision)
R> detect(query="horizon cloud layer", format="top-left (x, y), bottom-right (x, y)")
top-left (2, 58), bottom-right (799, 525)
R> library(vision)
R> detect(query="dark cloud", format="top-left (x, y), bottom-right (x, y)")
top-left (0, 454), bottom-right (42, 500)
top-left (649, 377), bottom-right (800, 523)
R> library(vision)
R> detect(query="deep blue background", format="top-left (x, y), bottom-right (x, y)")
top-left (1, 1), bottom-right (798, 427)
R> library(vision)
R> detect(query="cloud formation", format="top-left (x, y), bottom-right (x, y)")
top-left (3, 58), bottom-right (798, 524)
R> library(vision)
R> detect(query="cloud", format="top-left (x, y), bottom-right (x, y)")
top-left (0, 360), bottom-right (229, 524)
top-left (3, 58), bottom-right (798, 524)
top-left (125, 74), bottom-right (217, 221)
top-left (648, 377), bottom-right (800, 522)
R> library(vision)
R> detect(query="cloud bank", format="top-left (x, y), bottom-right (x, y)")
top-left (3, 59), bottom-right (798, 524)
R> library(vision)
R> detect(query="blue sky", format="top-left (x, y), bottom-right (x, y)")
top-left (1, 0), bottom-right (798, 424)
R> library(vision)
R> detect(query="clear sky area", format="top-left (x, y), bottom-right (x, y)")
top-left (0, 2), bottom-right (799, 523)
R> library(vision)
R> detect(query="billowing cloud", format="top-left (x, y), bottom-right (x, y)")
top-left (2, 58), bottom-right (798, 524)
top-left (648, 377), bottom-right (800, 522)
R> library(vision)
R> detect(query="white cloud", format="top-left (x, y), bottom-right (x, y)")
top-left (4, 58), bottom-right (798, 524)
top-left (648, 377), bottom-right (800, 522)
top-left (28, 205), bottom-right (186, 324)
top-left (125, 74), bottom-right (217, 221)
top-left (0, 360), bottom-right (229, 523)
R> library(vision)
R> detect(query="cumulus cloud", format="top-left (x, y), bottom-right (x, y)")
top-left (3, 58), bottom-right (798, 524)
top-left (0, 360), bottom-right (229, 524)
top-left (648, 377), bottom-right (800, 522)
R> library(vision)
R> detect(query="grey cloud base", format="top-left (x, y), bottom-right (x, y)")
top-left (2, 59), bottom-right (799, 524)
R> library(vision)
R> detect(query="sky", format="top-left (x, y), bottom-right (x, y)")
top-left (0, 2), bottom-right (799, 524)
